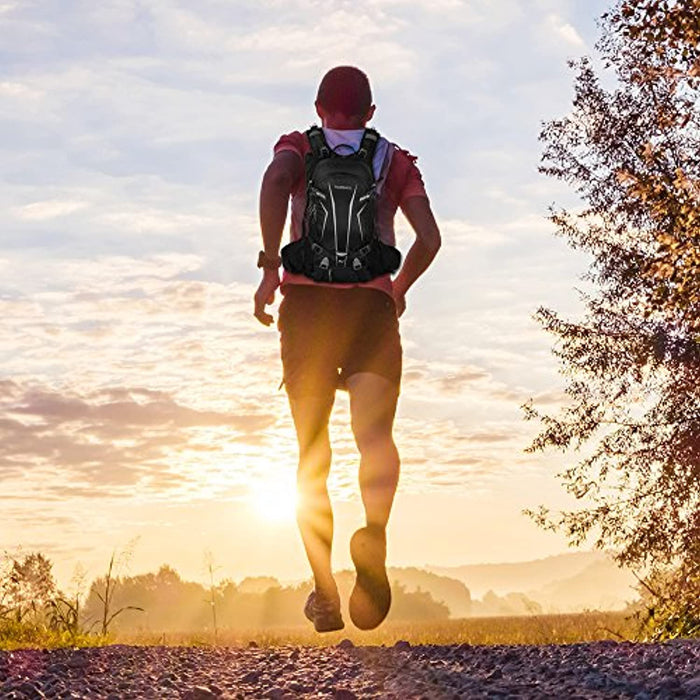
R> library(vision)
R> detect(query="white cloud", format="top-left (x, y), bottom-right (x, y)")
top-left (11, 199), bottom-right (89, 220)
top-left (0, 0), bottom-right (611, 574)
top-left (437, 218), bottom-right (511, 247)
top-left (543, 13), bottom-right (586, 48)
top-left (0, 80), bottom-right (43, 99)
top-left (96, 209), bottom-right (219, 234)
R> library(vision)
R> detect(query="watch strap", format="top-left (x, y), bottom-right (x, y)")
top-left (257, 250), bottom-right (282, 270)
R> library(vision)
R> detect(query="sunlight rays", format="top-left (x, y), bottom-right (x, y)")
top-left (248, 476), bottom-right (298, 524)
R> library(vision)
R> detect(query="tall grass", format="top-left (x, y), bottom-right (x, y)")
top-left (0, 620), bottom-right (106, 651)
top-left (76, 611), bottom-right (637, 650)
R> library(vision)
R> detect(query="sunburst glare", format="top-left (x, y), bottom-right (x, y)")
top-left (248, 477), bottom-right (298, 524)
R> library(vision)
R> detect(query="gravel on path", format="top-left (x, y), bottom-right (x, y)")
top-left (0, 640), bottom-right (698, 699)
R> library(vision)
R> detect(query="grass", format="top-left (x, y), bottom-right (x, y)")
top-left (0, 611), bottom-right (640, 650)
top-left (0, 620), bottom-right (108, 651)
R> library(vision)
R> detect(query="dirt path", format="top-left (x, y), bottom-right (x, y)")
top-left (1, 640), bottom-right (698, 698)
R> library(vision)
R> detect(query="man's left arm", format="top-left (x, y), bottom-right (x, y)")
top-left (392, 195), bottom-right (441, 316)
top-left (254, 150), bottom-right (302, 326)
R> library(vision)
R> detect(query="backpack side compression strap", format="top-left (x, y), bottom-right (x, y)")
top-left (358, 128), bottom-right (380, 164)
top-left (306, 126), bottom-right (330, 159)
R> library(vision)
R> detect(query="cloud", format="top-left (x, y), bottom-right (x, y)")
top-left (2, 252), bottom-right (538, 507)
top-left (542, 13), bottom-right (586, 48)
top-left (11, 199), bottom-right (89, 220)
top-left (0, 253), bottom-right (293, 504)
top-left (0, 80), bottom-right (44, 99)
top-left (0, 0), bottom-right (609, 575)
top-left (0, 381), bottom-right (276, 494)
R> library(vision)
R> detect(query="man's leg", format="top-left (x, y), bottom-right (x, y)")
top-left (346, 372), bottom-right (400, 527)
top-left (345, 371), bottom-right (400, 629)
top-left (288, 393), bottom-right (338, 601)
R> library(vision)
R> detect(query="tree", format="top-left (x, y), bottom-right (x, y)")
top-left (602, 0), bottom-right (700, 324)
top-left (525, 0), bottom-right (699, 638)
top-left (2, 552), bottom-right (56, 623)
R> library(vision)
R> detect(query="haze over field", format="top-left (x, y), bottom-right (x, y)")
top-left (70, 551), bottom-right (636, 636)
top-left (1, 0), bottom-right (615, 592)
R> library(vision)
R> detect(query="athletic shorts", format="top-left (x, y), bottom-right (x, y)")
top-left (278, 285), bottom-right (402, 398)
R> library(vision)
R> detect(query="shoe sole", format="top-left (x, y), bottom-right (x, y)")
top-left (313, 616), bottom-right (344, 633)
top-left (349, 527), bottom-right (391, 630)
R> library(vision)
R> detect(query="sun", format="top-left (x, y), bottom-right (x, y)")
top-left (248, 479), bottom-right (298, 524)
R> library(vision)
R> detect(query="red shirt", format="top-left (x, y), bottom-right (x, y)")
top-left (274, 128), bottom-right (428, 297)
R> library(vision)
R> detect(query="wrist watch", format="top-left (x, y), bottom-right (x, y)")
top-left (257, 250), bottom-right (282, 270)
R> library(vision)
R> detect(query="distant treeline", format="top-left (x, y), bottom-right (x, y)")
top-left (82, 566), bottom-right (451, 632)
top-left (81, 565), bottom-right (545, 632)
top-left (1, 551), bottom-right (561, 638)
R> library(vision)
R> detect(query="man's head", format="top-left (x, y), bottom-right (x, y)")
top-left (315, 66), bottom-right (376, 129)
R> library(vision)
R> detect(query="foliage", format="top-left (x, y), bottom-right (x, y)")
top-left (81, 566), bottom-right (451, 633)
top-left (634, 547), bottom-right (700, 640)
top-left (0, 552), bottom-right (102, 649)
top-left (601, 0), bottom-right (700, 324)
top-left (1, 552), bottom-right (56, 623)
top-left (526, 0), bottom-right (699, 637)
top-left (0, 550), bottom-right (639, 648)
top-left (0, 544), bottom-right (145, 645)
top-left (0, 618), bottom-right (102, 651)
top-left (90, 548), bottom-right (144, 635)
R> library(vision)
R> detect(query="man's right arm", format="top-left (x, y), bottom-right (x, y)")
top-left (254, 150), bottom-right (302, 325)
top-left (259, 150), bottom-right (303, 258)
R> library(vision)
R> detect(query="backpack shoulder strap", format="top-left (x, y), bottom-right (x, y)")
top-left (306, 125), bottom-right (330, 159)
top-left (357, 128), bottom-right (380, 165)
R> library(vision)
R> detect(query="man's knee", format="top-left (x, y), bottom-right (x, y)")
top-left (297, 430), bottom-right (331, 467)
top-left (352, 421), bottom-right (396, 455)
top-left (296, 468), bottom-right (331, 521)
top-left (297, 447), bottom-right (331, 496)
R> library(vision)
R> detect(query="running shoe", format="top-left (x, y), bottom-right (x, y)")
top-left (304, 590), bottom-right (344, 633)
top-left (349, 525), bottom-right (391, 630)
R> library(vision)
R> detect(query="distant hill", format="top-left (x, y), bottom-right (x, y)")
top-left (387, 567), bottom-right (472, 618)
top-left (430, 551), bottom-right (610, 597)
top-left (232, 552), bottom-right (638, 620)
top-left (527, 558), bottom-right (638, 613)
top-left (428, 551), bottom-right (637, 613)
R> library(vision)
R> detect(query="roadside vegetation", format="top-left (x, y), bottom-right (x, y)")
top-left (0, 549), bottom-right (656, 650)
top-left (526, 0), bottom-right (699, 641)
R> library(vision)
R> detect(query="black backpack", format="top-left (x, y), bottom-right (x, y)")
top-left (281, 126), bottom-right (401, 283)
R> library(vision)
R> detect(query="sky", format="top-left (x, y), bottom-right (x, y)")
top-left (1, 0), bottom-right (614, 592)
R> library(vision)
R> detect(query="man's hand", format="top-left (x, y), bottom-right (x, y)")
top-left (254, 270), bottom-right (281, 326)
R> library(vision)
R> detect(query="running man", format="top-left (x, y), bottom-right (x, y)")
top-left (254, 66), bottom-right (441, 631)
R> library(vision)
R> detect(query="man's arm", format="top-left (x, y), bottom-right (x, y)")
top-left (254, 150), bottom-right (302, 325)
top-left (392, 195), bottom-right (441, 316)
